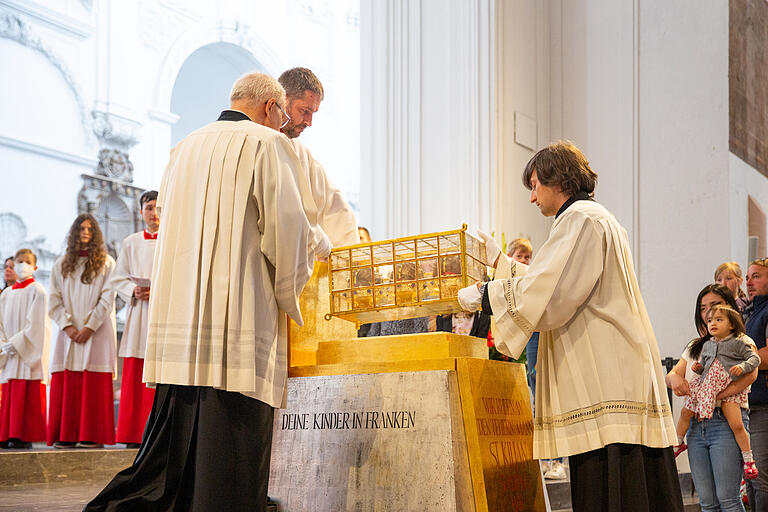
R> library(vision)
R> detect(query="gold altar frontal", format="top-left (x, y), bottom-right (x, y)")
top-left (285, 265), bottom-right (546, 511)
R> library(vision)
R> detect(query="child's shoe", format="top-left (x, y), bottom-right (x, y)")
top-left (673, 442), bottom-right (688, 458)
top-left (744, 461), bottom-right (759, 480)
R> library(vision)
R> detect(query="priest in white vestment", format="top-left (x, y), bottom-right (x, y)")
top-left (458, 141), bottom-right (682, 512)
top-left (0, 248), bottom-right (50, 448)
top-left (86, 73), bottom-right (330, 512)
top-left (111, 190), bottom-right (159, 447)
top-left (278, 67), bottom-right (360, 247)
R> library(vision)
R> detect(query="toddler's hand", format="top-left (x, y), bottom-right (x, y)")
top-left (691, 361), bottom-right (703, 372)
top-left (730, 366), bottom-right (743, 377)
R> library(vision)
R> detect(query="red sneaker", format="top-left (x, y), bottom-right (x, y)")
top-left (673, 443), bottom-right (688, 458)
top-left (744, 461), bottom-right (759, 480)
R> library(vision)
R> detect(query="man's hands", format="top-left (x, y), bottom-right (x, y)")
top-left (477, 231), bottom-right (502, 269)
top-left (457, 282), bottom-right (483, 312)
top-left (64, 326), bottom-right (95, 344)
top-left (134, 286), bottom-right (150, 301)
top-left (314, 227), bottom-right (332, 260)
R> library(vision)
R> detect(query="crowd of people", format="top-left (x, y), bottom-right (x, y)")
top-left (666, 260), bottom-right (768, 511)
top-left (0, 192), bottom-right (159, 450)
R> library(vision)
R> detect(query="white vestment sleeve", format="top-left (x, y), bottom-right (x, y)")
top-left (487, 210), bottom-right (604, 358)
top-left (307, 156), bottom-right (360, 247)
top-left (48, 262), bottom-right (73, 329)
top-left (255, 138), bottom-right (316, 326)
top-left (111, 240), bottom-right (136, 305)
top-left (9, 287), bottom-right (49, 368)
top-left (84, 258), bottom-right (117, 331)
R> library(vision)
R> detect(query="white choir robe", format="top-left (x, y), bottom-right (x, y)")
top-left (144, 121), bottom-right (320, 409)
top-left (0, 280), bottom-right (50, 383)
top-left (48, 256), bottom-right (117, 374)
top-left (111, 232), bottom-right (156, 359)
top-left (487, 200), bottom-right (676, 460)
top-left (290, 139), bottom-right (360, 247)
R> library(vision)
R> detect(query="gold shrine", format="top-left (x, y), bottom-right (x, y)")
top-left (327, 225), bottom-right (487, 325)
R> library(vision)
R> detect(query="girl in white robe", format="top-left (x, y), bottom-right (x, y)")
top-left (47, 214), bottom-right (117, 448)
top-left (0, 249), bottom-right (50, 447)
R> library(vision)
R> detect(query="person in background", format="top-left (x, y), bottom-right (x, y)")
top-left (2, 257), bottom-right (17, 292)
top-left (715, 262), bottom-right (750, 313)
top-left (47, 214), bottom-right (117, 449)
top-left (744, 257), bottom-right (768, 510)
top-left (667, 284), bottom-right (757, 511)
top-left (0, 248), bottom-right (50, 449)
top-left (111, 190), bottom-right (159, 448)
top-left (358, 226), bottom-right (372, 244)
top-left (507, 237), bottom-right (532, 264)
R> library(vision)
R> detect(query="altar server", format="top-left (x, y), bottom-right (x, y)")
top-left (112, 190), bottom-right (159, 447)
top-left (458, 141), bottom-right (682, 511)
top-left (47, 214), bottom-right (116, 448)
top-left (279, 67), bottom-right (360, 247)
top-left (85, 72), bottom-right (329, 512)
top-left (0, 248), bottom-right (49, 449)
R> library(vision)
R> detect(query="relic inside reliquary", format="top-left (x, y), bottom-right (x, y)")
top-left (327, 225), bottom-right (487, 324)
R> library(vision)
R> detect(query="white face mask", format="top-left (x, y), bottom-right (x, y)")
top-left (15, 262), bottom-right (34, 281)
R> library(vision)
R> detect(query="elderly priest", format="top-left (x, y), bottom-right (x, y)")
top-left (458, 141), bottom-right (683, 512)
top-left (85, 72), bottom-right (330, 512)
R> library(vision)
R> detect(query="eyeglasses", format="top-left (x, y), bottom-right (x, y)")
top-left (274, 102), bottom-right (291, 129)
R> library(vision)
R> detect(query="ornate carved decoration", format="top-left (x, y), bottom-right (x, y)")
top-left (91, 110), bottom-right (142, 151)
top-left (94, 148), bottom-right (134, 183)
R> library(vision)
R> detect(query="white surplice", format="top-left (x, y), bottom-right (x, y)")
top-left (144, 121), bottom-right (320, 408)
top-left (110, 231), bottom-right (156, 359)
top-left (290, 139), bottom-right (360, 247)
top-left (487, 200), bottom-right (676, 459)
top-left (0, 280), bottom-right (50, 383)
top-left (48, 256), bottom-right (117, 374)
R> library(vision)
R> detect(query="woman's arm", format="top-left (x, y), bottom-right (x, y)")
top-left (716, 368), bottom-right (758, 401)
top-left (666, 358), bottom-right (690, 397)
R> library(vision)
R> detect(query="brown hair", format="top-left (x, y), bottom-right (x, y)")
top-left (714, 261), bottom-right (747, 299)
top-left (61, 213), bottom-right (107, 284)
top-left (14, 248), bottom-right (37, 265)
top-left (507, 238), bottom-right (532, 257)
top-left (522, 141), bottom-right (597, 197)
top-left (707, 304), bottom-right (746, 338)
top-left (278, 67), bottom-right (324, 100)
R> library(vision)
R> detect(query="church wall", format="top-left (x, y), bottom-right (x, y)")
top-left (730, 153), bottom-right (768, 267)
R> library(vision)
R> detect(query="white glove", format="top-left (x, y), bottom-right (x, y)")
top-left (0, 342), bottom-right (16, 357)
top-left (477, 230), bottom-right (502, 268)
top-left (313, 226), bottom-right (332, 259)
top-left (457, 283), bottom-right (483, 312)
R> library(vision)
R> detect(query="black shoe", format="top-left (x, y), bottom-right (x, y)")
top-left (0, 441), bottom-right (10, 449)
top-left (53, 441), bottom-right (76, 449)
top-left (7, 439), bottom-right (32, 449)
top-left (266, 497), bottom-right (279, 512)
top-left (124, 443), bottom-right (140, 449)
top-left (75, 441), bottom-right (104, 449)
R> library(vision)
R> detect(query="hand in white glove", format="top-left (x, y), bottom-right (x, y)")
top-left (457, 283), bottom-right (483, 312)
top-left (0, 342), bottom-right (16, 357)
top-left (313, 226), bottom-right (332, 260)
top-left (477, 230), bottom-right (502, 268)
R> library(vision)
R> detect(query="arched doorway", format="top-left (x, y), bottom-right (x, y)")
top-left (170, 42), bottom-right (265, 146)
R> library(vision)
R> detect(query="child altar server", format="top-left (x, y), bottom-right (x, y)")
top-left (47, 214), bottom-right (117, 448)
top-left (0, 248), bottom-right (50, 449)
top-left (112, 190), bottom-right (158, 447)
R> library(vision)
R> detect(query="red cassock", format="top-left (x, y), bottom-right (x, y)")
top-left (116, 357), bottom-right (154, 443)
top-left (47, 370), bottom-right (115, 445)
top-left (0, 379), bottom-right (46, 442)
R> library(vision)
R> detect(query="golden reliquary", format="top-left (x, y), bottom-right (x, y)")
top-left (326, 225), bottom-right (487, 324)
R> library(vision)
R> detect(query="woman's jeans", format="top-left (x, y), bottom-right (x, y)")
top-left (686, 407), bottom-right (747, 512)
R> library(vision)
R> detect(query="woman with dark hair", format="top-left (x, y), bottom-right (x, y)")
top-left (2, 257), bottom-right (17, 292)
top-left (666, 284), bottom-right (757, 511)
top-left (47, 213), bottom-right (117, 448)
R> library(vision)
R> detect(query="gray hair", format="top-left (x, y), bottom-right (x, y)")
top-left (278, 67), bottom-right (324, 100)
top-left (230, 72), bottom-right (286, 106)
